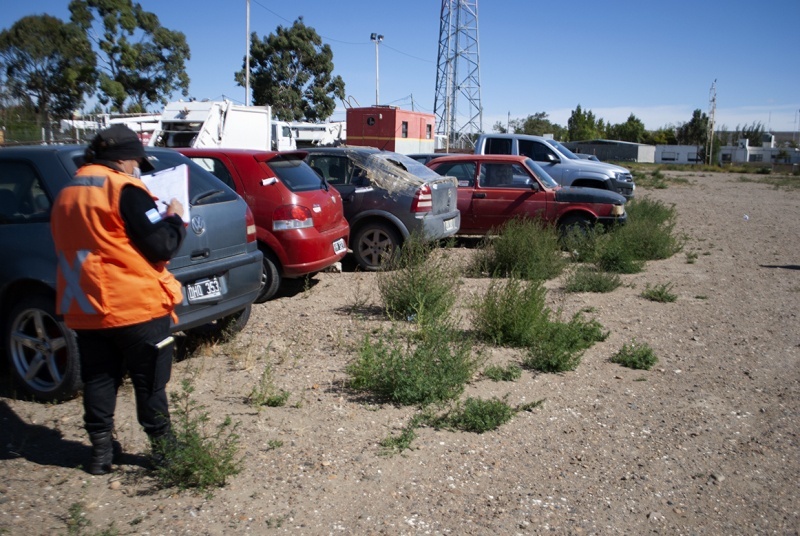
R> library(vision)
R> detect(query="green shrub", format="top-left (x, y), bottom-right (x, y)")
top-left (611, 340), bottom-right (658, 370)
top-left (560, 222), bottom-right (606, 263)
top-left (641, 282), bottom-right (677, 302)
top-left (470, 217), bottom-right (565, 280)
top-left (483, 362), bottom-right (522, 381)
top-left (564, 265), bottom-right (622, 293)
top-left (523, 313), bottom-right (608, 373)
top-left (155, 379), bottom-right (242, 492)
top-left (248, 364), bottom-right (290, 407)
top-left (471, 277), bottom-right (550, 347)
top-left (618, 197), bottom-right (681, 260)
top-left (434, 397), bottom-right (516, 433)
top-left (378, 234), bottom-right (457, 326)
top-left (347, 324), bottom-right (481, 406)
top-left (594, 235), bottom-right (645, 273)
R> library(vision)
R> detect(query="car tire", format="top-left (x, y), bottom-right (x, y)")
top-left (254, 250), bottom-right (281, 303)
top-left (352, 222), bottom-right (400, 271)
top-left (559, 214), bottom-right (593, 236)
top-left (4, 293), bottom-right (81, 402)
top-left (186, 305), bottom-right (251, 341)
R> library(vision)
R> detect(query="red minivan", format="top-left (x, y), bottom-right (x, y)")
top-left (178, 148), bottom-right (349, 302)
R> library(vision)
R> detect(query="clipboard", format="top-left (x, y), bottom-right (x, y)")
top-left (142, 164), bottom-right (190, 224)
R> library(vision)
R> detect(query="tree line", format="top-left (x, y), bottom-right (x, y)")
top-left (493, 107), bottom-right (774, 153)
top-left (0, 3), bottom-right (342, 143)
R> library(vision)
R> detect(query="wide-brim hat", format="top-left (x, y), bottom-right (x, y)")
top-left (89, 124), bottom-right (154, 172)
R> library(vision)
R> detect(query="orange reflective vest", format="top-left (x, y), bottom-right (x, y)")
top-left (51, 164), bottom-right (183, 329)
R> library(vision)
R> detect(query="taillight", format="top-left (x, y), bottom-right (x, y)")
top-left (245, 205), bottom-right (257, 243)
top-left (410, 184), bottom-right (432, 213)
top-left (272, 204), bottom-right (314, 231)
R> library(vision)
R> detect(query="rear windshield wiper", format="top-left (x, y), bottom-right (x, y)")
top-left (191, 189), bottom-right (225, 205)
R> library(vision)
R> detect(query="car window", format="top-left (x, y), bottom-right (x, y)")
top-left (484, 137), bottom-right (512, 155)
top-left (0, 160), bottom-right (51, 224)
top-left (188, 157), bottom-right (237, 191)
top-left (267, 155), bottom-right (326, 193)
top-left (518, 139), bottom-right (555, 162)
top-left (307, 155), bottom-right (350, 185)
top-left (548, 140), bottom-right (579, 159)
top-left (432, 162), bottom-right (475, 187)
top-left (480, 163), bottom-right (530, 188)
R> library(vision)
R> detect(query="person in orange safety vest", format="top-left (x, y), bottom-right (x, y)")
top-left (51, 125), bottom-right (186, 475)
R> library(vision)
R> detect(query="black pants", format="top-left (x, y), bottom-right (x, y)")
top-left (76, 315), bottom-right (174, 438)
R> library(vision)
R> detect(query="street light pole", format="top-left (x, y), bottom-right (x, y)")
top-left (370, 33), bottom-right (383, 106)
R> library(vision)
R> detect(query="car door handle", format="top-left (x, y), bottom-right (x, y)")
top-left (473, 193), bottom-right (486, 199)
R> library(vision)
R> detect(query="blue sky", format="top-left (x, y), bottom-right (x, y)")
top-left (4, 0), bottom-right (799, 133)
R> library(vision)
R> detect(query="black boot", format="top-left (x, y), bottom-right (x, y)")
top-left (87, 431), bottom-right (114, 475)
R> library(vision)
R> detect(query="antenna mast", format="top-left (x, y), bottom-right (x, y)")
top-left (433, 0), bottom-right (482, 150)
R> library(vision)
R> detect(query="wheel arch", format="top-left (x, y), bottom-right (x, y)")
top-left (349, 214), bottom-right (407, 244)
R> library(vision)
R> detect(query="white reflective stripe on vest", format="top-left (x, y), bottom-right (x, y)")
top-left (58, 250), bottom-right (97, 314)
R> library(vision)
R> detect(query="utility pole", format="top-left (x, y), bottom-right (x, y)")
top-left (371, 33), bottom-right (383, 106)
top-left (706, 79), bottom-right (717, 165)
top-left (245, 0), bottom-right (250, 105)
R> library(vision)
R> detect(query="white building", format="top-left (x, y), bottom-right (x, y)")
top-left (718, 135), bottom-right (800, 165)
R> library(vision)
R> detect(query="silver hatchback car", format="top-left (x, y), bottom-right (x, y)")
top-left (0, 145), bottom-right (263, 402)
top-left (305, 147), bottom-right (460, 270)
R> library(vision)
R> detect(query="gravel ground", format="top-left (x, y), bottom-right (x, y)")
top-left (1, 170), bottom-right (798, 535)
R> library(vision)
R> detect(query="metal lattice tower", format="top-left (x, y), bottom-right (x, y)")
top-left (433, 0), bottom-right (482, 150)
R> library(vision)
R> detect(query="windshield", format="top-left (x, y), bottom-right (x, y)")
top-left (547, 140), bottom-right (579, 159)
top-left (525, 159), bottom-right (559, 189)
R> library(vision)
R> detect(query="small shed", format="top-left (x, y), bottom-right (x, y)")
top-left (346, 106), bottom-right (435, 154)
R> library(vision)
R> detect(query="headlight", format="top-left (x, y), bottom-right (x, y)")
top-left (611, 205), bottom-right (625, 216)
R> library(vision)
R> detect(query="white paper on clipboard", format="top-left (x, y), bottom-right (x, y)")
top-left (142, 164), bottom-right (190, 224)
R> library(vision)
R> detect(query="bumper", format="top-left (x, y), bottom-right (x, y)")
top-left (597, 213), bottom-right (627, 227)
top-left (612, 179), bottom-right (635, 200)
top-left (173, 248), bottom-right (263, 332)
top-left (416, 210), bottom-right (461, 240)
top-left (275, 224), bottom-right (350, 278)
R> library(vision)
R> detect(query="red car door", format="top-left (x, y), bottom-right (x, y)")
top-left (468, 161), bottom-right (549, 233)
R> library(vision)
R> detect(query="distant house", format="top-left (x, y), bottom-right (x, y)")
top-left (562, 139), bottom-right (655, 163)
top-left (718, 135), bottom-right (800, 165)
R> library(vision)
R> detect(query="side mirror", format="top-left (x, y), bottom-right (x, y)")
top-left (529, 182), bottom-right (540, 192)
top-left (546, 153), bottom-right (560, 163)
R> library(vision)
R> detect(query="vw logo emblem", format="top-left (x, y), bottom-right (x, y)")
top-left (191, 215), bottom-right (206, 235)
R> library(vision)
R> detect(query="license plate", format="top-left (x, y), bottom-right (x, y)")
top-left (186, 277), bottom-right (222, 303)
top-left (444, 217), bottom-right (457, 232)
top-left (333, 238), bottom-right (346, 254)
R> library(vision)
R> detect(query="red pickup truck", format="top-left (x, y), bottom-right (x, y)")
top-left (178, 148), bottom-right (350, 301)
top-left (427, 154), bottom-right (626, 234)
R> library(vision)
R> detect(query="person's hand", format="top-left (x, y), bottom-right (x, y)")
top-left (166, 198), bottom-right (184, 219)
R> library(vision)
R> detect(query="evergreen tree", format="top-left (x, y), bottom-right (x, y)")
top-left (236, 18), bottom-right (345, 122)
top-left (69, 0), bottom-right (190, 112)
top-left (0, 14), bottom-right (95, 141)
